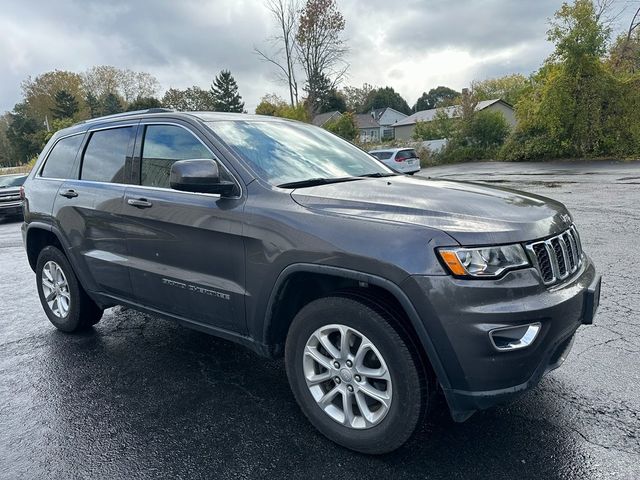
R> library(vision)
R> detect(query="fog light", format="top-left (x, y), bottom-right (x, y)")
top-left (489, 323), bottom-right (541, 351)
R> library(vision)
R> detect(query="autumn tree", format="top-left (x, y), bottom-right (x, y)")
top-left (296, 0), bottom-right (348, 112)
top-left (210, 70), bottom-right (245, 113)
top-left (82, 66), bottom-right (159, 104)
top-left (162, 87), bottom-right (216, 111)
top-left (21, 70), bottom-right (86, 122)
top-left (471, 74), bottom-right (530, 105)
top-left (341, 83), bottom-right (375, 112)
top-left (255, 0), bottom-right (300, 106)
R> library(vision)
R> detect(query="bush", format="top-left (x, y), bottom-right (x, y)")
top-left (324, 112), bottom-right (358, 141)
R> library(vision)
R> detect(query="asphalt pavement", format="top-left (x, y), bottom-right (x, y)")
top-left (1, 160), bottom-right (639, 479)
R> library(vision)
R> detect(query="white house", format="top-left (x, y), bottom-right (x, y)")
top-left (393, 99), bottom-right (516, 141)
top-left (354, 107), bottom-right (408, 142)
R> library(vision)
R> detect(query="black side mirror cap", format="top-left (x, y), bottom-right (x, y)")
top-left (170, 159), bottom-right (237, 196)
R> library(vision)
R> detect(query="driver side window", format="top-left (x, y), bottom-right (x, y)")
top-left (141, 125), bottom-right (225, 189)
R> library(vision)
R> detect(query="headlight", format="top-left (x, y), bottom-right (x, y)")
top-left (438, 244), bottom-right (530, 278)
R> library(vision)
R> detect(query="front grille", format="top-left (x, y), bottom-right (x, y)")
top-left (526, 226), bottom-right (583, 285)
top-left (0, 194), bottom-right (21, 202)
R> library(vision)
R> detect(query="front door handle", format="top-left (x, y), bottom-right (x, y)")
top-left (59, 189), bottom-right (78, 199)
top-left (127, 198), bottom-right (153, 209)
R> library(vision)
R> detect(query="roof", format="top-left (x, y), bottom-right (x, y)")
top-left (354, 113), bottom-right (380, 129)
top-left (368, 147), bottom-right (415, 153)
top-left (370, 107), bottom-right (408, 123)
top-left (394, 99), bottom-right (510, 127)
top-left (312, 111), bottom-right (342, 126)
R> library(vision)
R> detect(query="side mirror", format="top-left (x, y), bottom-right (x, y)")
top-left (169, 159), bottom-right (236, 196)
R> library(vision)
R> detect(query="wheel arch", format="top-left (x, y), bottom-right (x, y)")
top-left (262, 263), bottom-right (451, 389)
top-left (25, 223), bottom-right (63, 272)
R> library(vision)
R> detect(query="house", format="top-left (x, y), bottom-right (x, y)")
top-left (393, 99), bottom-right (516, 141)
top-left (312, 111), bottom-right (342, 127)
top-left (354, 107), bottom-right (408, 142)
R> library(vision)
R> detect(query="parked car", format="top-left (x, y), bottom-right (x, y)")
top-left (21, 110), bottom-right (601, 454)
top-left (0, 174), bottom-right (27, 220)
top-left (368, 148), bottom-right (421, 174)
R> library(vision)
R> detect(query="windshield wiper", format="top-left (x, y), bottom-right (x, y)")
top-left (277, 177), bottom-right (362, 189)
top-left (357, 172), bottom-right (397, 178)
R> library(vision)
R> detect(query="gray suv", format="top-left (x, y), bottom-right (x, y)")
top-left (21, 109), bottom-right (601, 454)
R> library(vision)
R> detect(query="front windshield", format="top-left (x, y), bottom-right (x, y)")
top-left (207, 120), bottom-right (393, 186)
top-left (0, 175), bottom-right (26, 188)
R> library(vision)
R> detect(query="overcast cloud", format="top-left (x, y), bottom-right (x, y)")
top-left (0, 0), bottom-right (633, 113)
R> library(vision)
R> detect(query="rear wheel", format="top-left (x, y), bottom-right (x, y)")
top-left (285, 295), bottom-right (427, 454)
top-left (36, 246), bottom-right (103, 332)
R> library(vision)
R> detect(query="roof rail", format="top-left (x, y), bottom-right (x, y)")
top-left (79, 108), bottom-right (175, 124)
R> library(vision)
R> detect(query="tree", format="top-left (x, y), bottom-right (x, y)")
top-left (255, 0), bottom-right (300, 106)
top-left (255, 94), bottom-right (289, 115)
top-left (126, 96), bottom-right (163, 111)
top-left (162, 87), bottom-right (216, 111)
top-left (609, 7), bottom-right (640, 74)
top-left (82, 66), bottom-right (159, 104)
top-left (6, 103), bottom-right (45, 164)
top-left (210, 70), bottom-right (245, 113)
top-left (413, 109), bottom-right (458, 140)
top-left (20, 70), bottom-right (86, 122)
top-left (324, 111), bottom-right (357, 140)
top-left (101, 93), bottom-right (124, 116)
top-left (341, 83), bottom-right (375, 112)
top-left (296, 0), bottom-right (348, 109)
top-left (85, 92), bottom-right (101, 118)
top-left (471, 74), bottom-right (530, 106)
top-left (501, 0), bottom-right (637, 160)
top-left (51, 90), bottom-right (79, 119)
top-left (362, 87), bottom-right (411, 115)
top-left (320, 90), bottom-right (346, 113)
top-left (413, 86), bottom-right (460, 111)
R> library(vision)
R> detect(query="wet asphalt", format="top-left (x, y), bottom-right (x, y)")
top-left (1, 160), bottom-right (639, 479)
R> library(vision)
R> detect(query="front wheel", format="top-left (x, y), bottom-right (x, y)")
top-left (36, 246), bottom-right (103, 332)
top-left (285, 295), bottom-right (427, 454)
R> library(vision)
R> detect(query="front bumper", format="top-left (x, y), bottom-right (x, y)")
top-left (402, 255), bottom-right (600, 421)
top-left (0, 201), bottom-right (23, 217)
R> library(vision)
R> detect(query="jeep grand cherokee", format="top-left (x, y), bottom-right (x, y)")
top-left (21, 109), bottom-right (601, 454)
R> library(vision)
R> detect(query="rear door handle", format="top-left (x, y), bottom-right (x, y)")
top-left (59, 189), bottom-right (78, 199)
top-left (127, 198), bottom-right (153, 209)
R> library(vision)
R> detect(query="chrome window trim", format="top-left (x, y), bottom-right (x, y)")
top-left (136, 121), bottom-right (243, 200)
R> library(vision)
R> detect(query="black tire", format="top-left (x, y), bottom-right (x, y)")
top-left (285, 295), bottom-right (427, 454)
top-left (36, 245), bottom-right (103, 332)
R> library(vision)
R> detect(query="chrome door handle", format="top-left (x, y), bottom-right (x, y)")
top-left (59, 189), bottom-right (78, 198)
top-left (127, 198), bottom-right (153, 208)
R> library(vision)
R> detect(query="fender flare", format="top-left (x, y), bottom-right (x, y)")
top-left (262, 263), bottom-right (451, 389)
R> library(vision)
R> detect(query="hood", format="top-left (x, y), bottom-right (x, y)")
top-left (291, 175), bottom-right (572, 245)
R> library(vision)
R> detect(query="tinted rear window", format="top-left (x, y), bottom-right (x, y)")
top-left (81, 127), bottom-right (134, 183)
top-left (370, 151), bottom-right (393, 160)
top-left (41, 134), bottom-right (84, 179)
top-left (395, 149), bottom-right (417, 160)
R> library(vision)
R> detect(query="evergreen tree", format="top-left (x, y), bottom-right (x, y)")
top-left (86, 92), bottom-right (101, 118)
top-left (101, 93), bottom-right (124, 116)
top-left (126, 96), bottom-right (163, 111)
top-left (210, 70), bottom-right (245, 112)
top-left (51, 90), bottom-right (79, 119)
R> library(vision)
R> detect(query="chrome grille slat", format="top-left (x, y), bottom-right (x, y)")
top-left (527, 226), bottom-right (583, 286)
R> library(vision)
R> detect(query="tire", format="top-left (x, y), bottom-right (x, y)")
top-left (36, 245), bottom-right (103, 332)
top-left (285, 295), bottom-right (427, 454)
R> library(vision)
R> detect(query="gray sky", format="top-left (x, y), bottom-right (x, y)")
top-left (0, 0), bottom-right (634, 113)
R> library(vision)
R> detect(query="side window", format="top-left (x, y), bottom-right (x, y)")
top-left (140, 125), bottom-right (214, 188)
top-left (41, 134), bottom-right (84, 179)
top-left (81, 127), bottom-right (134, 183)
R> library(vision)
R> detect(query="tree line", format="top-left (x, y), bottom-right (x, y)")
top-left (1, 0), bottom-right (639, 168)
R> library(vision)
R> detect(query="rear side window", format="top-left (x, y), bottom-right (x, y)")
top-left (81, 127), bottom-right (134, 183)
top-left (371, 151), bottom-right (393, 160)
top-left (41, 134), bottom-right (84, 179)
top-left (141, 125), bottom-right (213, 188)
